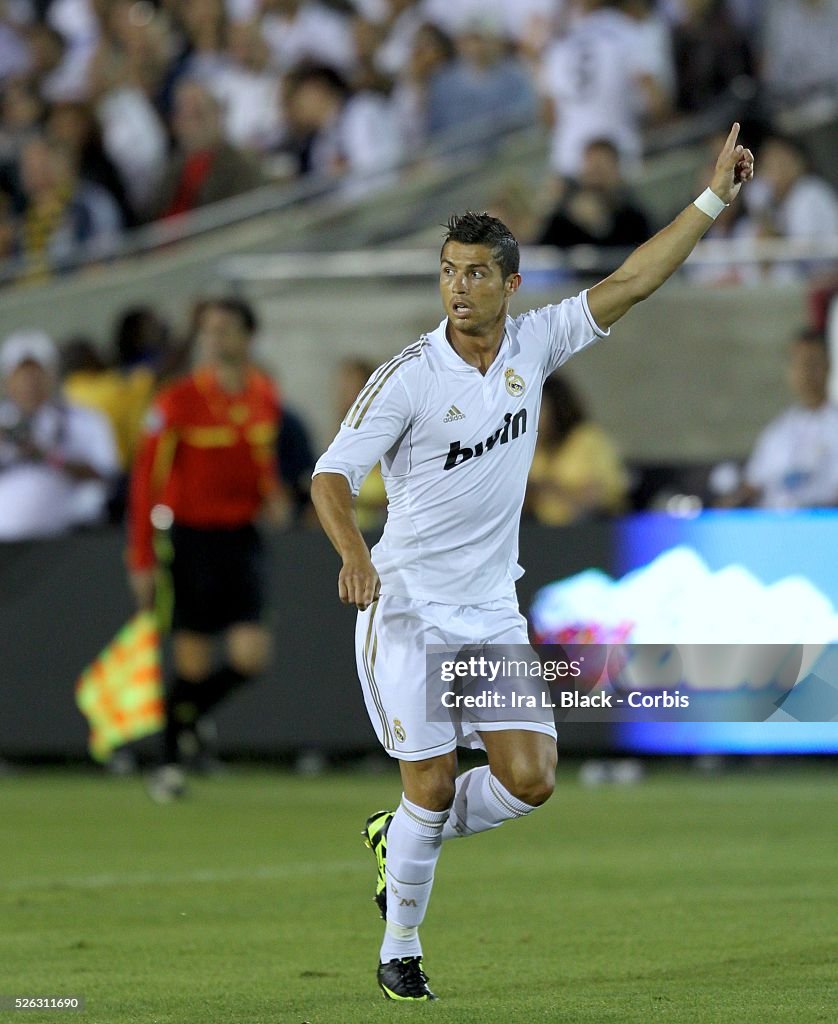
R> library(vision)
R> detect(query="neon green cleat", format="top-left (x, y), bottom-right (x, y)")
top-left (362, 808), bottom-right (394, 920)
top-left (377, 957), bottom-right (437, 1001)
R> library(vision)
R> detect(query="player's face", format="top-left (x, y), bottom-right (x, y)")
top-left (439, 242), bottom-right (520, 336)
top-left (197, 306), bottom-right (250, 366)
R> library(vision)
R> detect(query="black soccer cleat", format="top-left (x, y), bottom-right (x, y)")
top-left (377, 957), bottom-right (437, 1001)
top-left (362, 808), bottom-right (394, 920)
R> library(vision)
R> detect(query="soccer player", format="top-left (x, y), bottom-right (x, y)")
top-left (311, 125), bottom-right (754, 1000)
top-left (127, 298), bottom-right (285, 802)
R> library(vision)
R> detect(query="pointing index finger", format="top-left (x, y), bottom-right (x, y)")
top-left (723, 122), bottom-right (740, 155)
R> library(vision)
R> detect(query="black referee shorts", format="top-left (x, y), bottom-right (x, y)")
top-left (168, 522), bottom-right (266, 635)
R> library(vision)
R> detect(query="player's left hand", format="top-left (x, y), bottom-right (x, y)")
top-left (709, 122), bottom-right (754, 205)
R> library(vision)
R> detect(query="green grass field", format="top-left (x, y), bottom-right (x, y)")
top-left (2, 764), bottom-right (836, 1024)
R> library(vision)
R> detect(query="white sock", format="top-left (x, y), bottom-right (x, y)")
top-left (381, 920), bottom-right (420, 961)
top-left (441, 766), bottom-right (536, 841)
top-left (379, 795), bottom-right (447, 963)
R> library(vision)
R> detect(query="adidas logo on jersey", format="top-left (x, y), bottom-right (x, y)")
top-left (443, 410), bottom-right (527, 471)
top-left (443, 405), bottom-right (466, 423)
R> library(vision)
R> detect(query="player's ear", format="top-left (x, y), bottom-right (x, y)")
top-left (505, 273), bottom-right (522, 296)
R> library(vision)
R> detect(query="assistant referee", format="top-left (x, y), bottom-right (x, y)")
top-left (127, 297), bottom-right (284, 801)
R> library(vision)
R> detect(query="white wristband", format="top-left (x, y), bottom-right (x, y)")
top-left (694, 187), bottom-right (728, 220)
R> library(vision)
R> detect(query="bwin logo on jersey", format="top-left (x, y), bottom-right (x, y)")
top-left (443, 410), bottom-right (527, 470)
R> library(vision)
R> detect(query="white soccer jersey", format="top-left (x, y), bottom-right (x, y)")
top-left (313, 291), bottom-right (608, 604)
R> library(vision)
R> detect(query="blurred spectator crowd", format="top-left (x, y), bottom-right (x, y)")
top-left (3, 290), bottom-right (837, 544)
top-left (1, 0), bottom-right (838, 540)
top-left (1, 0), bottom-right (838, 279)
top-left (0, 299), bottom-right (317, 539)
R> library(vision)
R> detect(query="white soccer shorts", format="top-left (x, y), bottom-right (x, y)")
top-left (355, 593), bottom-right (558, 761)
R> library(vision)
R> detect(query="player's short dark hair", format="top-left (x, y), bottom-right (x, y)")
top-left (442, 211), bottom-right (520, 279)
top-left (205, 297), bottom-right (259, 336)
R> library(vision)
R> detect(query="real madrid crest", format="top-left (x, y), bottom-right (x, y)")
top-left (505, 367), bottom-right (525, 397)
top-left (393, 719), bottom-right (406, 742)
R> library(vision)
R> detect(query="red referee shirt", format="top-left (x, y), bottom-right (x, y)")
top-left (128, 366), bottom-right (281, 570)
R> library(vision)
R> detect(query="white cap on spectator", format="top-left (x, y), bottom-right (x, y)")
top-left (0, 330), bottom-right (58, 378)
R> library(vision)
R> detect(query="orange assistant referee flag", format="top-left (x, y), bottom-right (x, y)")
top-left (75, 611), bottom-right (165, 762)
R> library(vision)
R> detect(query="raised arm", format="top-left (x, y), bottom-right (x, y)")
top-left (311, 471), bottom-right (380, 610)
top-left (587, 123), bottom-right (754, 331)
